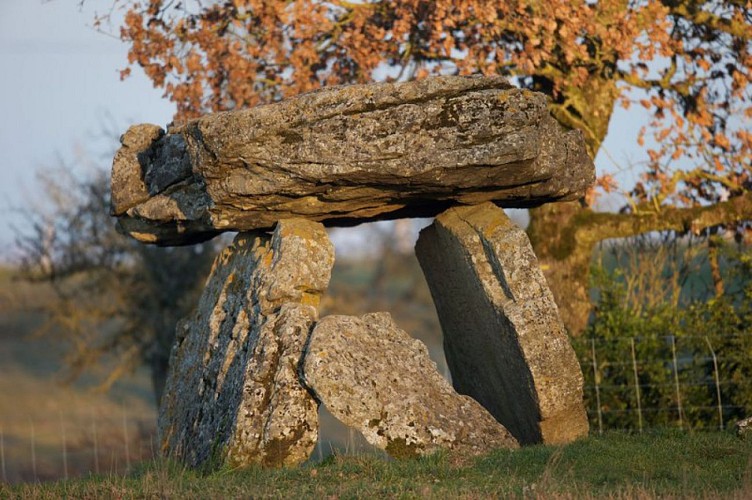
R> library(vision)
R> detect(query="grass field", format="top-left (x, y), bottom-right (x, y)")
top-left (3, 430), bottom-right (751, 498)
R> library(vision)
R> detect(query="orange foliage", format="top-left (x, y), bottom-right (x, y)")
top-left (108, 0), bottom-right (752, 209)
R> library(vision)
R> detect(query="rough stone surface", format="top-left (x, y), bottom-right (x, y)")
top-left (110, 124), bottom-right (162, 218)
top-left (736, 416), bottom-right (752, 440)
top-left (415, 202), bottom-right (588, 445)
top-left (111, 75), bottom-right (594, 245)
top-left (158, 219), bottom-right (335, 469)
top-left (302, 313), bottom-right (519, 458)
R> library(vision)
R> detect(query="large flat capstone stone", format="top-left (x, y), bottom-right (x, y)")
top-left (158, 219), bottom-right (334, 468)
top-left (111, 75), bottom-right (594, 245)
top-left (415, 203), bottom-right (588, 445)
top-left (301, 313), bottom-right (519, 458)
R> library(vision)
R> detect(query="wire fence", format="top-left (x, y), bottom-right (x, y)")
top-left (0, 412), bottom-right (156, 485)
top-left (0, 410), bottom-right (373, 485)
top-left (572, 332), bottom-right (751, 434)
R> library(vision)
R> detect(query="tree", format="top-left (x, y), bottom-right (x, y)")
top-left (104, 0), bottom-right (752, 333)
top-left (16, 164), bottom-right (215, 404)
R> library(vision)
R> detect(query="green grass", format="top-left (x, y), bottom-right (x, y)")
top-left (4, 430), bottom-right (752, 498)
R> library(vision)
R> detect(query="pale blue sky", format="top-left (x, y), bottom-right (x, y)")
top-left (0, 0), bottom-right (174, 254)
top-left (0, 0), bottom-right (649, 257)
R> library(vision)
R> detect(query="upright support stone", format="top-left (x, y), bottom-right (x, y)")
top-left (158, 219), bottom-right (335, 468)
top-left (302, 313), bottom-right (518, 458)
top-left (415, 202), bottom-right (588, 445)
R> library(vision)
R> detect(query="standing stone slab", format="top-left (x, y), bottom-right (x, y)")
top-left (302, 313), bottom-right (519, 458)
top-left (415, 202), bottom-right (588, 445)
top-left (158, 219), bottom-right (334, 468)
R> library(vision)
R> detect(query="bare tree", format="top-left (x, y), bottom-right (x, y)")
top-left (15, 161), bottom-right (215, 405)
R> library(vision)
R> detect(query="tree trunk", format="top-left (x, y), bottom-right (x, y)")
top-left (527, 201), bottom-right (595, 335)
top-left (526, 70), bottom-right (620, 333)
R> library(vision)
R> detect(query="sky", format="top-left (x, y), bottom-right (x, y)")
top-left (0, 0), bottom-right (175, 255)
top-left (0, 0), bottom-right (650, 259)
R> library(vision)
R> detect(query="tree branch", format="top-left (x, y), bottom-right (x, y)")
top-left (667, 4), bottom-right (752, 41)
top-left (577, 191), bottom-right (752, 246)
top-left (617, 68), bottom-right (692, 97)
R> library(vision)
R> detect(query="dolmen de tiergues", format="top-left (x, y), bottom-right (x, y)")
top-left (110, 75), bottom-right (594, 469)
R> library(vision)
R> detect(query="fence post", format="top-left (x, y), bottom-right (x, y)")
top-left (123, 406), bottom-right (131, 471)
top-left (30, 420), bottom-right (37, 482)
top-left (591, 338), bottom-right (603, 434)
top-left (60, 412), bottom-right (68, 480)
top-left (705, 337), bottom-right (724, 431)
top-left (92, 412), bottom-right (100, 475)
top-left (630, 338), bottom-right (643, 433)
top-left (670, 335), bottom-right (683, 430)
top-left (1, 426), bottom-right (6, 483)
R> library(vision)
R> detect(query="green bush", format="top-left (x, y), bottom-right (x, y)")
top-left (576, 240), bottom-right (752, 431)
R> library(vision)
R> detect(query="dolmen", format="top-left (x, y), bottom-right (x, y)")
top-left (111, 75), bottom-right (594, 469)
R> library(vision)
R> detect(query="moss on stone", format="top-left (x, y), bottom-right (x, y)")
top-left (262, 425), bottom-right (309, 468)
top-left (385, 438), bottom-right (421, 459)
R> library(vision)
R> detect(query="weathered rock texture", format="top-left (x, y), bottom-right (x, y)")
top-left (302, 313), bottom-right (519, 458)
top-left (415, 203), bottom-right (588, 445)
top-left (158, 219), bottom-right (334, 468)
top-left (112, 76), bottom-right (594, 245)
top-left (736, 416), bottom-right (752, 440)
